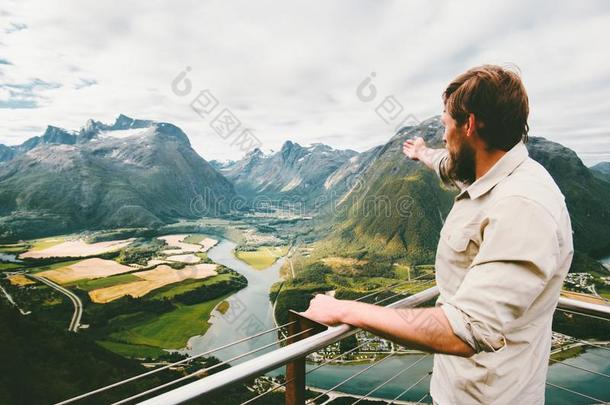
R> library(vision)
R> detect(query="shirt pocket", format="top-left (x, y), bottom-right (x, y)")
top-left (445, 231), bottom-right (472, 252)
top-left (441, 227), bottom-right (480, 270)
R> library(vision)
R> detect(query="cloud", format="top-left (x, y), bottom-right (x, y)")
top-left (0, 78), bottom-right (61, 109)
top-left (4, 21), bottom-right (26, 33)
top-left (0, 0), bottom-right (609, 166)
top-left (74, 78), bottom-right (97, 89)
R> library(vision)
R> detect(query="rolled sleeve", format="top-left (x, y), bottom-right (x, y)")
top-left (442, 196), bottom-right (560, 353)
top-left (442, 301), bottom-right (507, 353)
top-left (431, 149), bottom-right (465, 190)
top-left (431, 149), bottom-right (451, 186)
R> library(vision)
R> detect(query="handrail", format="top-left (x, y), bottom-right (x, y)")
top-left (557, 296), bottom-right (610, 320)
top-left (137, 287), bottom-right (610, 405)
top-left (138, 286), bottom-right (440, 404)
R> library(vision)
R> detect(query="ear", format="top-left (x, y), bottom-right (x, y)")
top-left (466, 113), bottom-right (476, 137)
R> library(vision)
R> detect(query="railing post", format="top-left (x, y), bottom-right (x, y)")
top-left (285, 310), bottom-right (326, 405)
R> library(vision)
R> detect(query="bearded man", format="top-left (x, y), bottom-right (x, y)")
top-left (302, 65), bottom-right (574, 404)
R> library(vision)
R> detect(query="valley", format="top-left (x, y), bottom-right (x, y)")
top-left (1, 115), bottom-right (609, 403)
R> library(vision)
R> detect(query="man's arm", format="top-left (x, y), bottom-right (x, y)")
top-left (403, 136), bottom-right (459, 189)
top-left (301, 295), bottom-right (475, 357)
top-left (403, 136), bottom-right (446, 171)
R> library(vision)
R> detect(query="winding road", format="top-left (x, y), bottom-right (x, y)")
top-left (29, 274), bottom-right (83, 332)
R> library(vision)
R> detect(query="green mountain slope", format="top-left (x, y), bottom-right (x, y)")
top-left (324, 117), bottom-right (610, 265)
top-left (590, 161), bottom-right (610, 183)
top-left (0, 303), bottom-right (169, 404)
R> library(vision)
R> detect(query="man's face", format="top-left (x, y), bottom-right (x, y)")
top-left (441, 111), bottom-right (476, 185)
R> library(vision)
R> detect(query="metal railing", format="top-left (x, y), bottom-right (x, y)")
top-left (58, 283), bottom-right (610, 405)
top-left (137, 285), bottom-right (439, 405)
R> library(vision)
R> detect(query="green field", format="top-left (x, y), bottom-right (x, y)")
top-left (0, 244), bottom-right (28, 254)
top-left (66, 273), bottom-right (142, 291)
top-left (96, 340), bottom-right (166, 359)
top-left (182, 234), bottom-right (211, 244)
top-left (0, 262), bottom-right (22, 271)
top-left (29, 236), bottom-right (69, 252)
top-left (29, 259), bottom-right (83, 274)
top-left (109, 295), bottom-right (228, 349)
top-left (393, 264), bottom-right (411, 279)
top-left (596, 285), bottom-right (610, 300)
top-left (149, 273), bottom-right (233, 300)
top-left (550, 345), bottom-right (584, 362)
top-left (235, 246), bottom-right (289, 270)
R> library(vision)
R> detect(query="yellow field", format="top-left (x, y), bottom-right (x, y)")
top-left (146, 259), bottom-right (171, 267)
top-left (28, 236), bottom-right (68, 252)
top-left (37, 258), bottom-right (135, 284)
top-left (20, 238), bottom-right (135, 259)
top-left (8, 274), bottom-right (35, 286)
top-left (166, 254), bottom-right (201, 264)
top-left (89, 263), bottom-right (218, 303)
top-left (236, 246), bottom-right (289, 270)
top-left (199, 237), bottom-right (218, 252)
top-left (159, 234), bottom-right (218, 255)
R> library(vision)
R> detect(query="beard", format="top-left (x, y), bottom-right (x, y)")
top-left (446, 137), bottom-right (476, 185)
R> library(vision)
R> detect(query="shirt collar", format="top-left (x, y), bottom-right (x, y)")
top-left (456, 141), bottom-right (529, 201)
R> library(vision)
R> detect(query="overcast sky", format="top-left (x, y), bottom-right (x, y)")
top-left (1, 0), bottom-right (609, 165)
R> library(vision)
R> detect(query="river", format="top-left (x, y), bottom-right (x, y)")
top-left (182, 239), bottom-right (286, 360)
top-left (183, 239), bottom-right (609, 403)
top-left (0, 253), bottom-right (21, 262)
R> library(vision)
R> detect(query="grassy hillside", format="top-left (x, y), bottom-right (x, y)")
top-left (323, 117), bottom-right (610, 268)
top-left (0, 303), bottom-right (172, 404)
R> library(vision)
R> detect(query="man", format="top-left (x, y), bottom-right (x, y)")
top-left (302, 65), bottom-right (574, 404)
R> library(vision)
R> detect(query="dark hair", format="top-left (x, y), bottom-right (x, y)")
top-left (443, 64), bottom-right (529, 151)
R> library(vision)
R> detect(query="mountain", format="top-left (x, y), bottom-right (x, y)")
top-left (590, 162), bottom-right (610, 183)
top-left (527, 138), bottom-right (610, 257)
top-left (209, 159), bottom-right (234, 171)
top-left (323, 116), bottom-right (610, 264)
top-left (0, 115), bottom-right (235, 241)
top-left (320, 117), bottom-right (455, 262)
top-left (220, 141), bottom-right (358, 205)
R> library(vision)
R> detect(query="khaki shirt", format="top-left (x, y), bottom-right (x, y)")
top-left (428, 141), bottom-right (574, 404)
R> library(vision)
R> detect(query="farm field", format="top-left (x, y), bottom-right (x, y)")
top-left (65, 273), bottom-right (142, 291)
top-left (20, 238), bottom-right (135, 259)
top-left (88, 263), bottom-right (218, 303)
top-left (235, 246), bottom-right (288, 270)
top-left (165, 253), bottom-right (200, 263)
top-left (8, 274), bottom-right (35, 286)
top-left (108, 295), bottom-right (229, 349)
top-left (158, 234), bottom-right (217, 255)
top-left (37, 258), bottom-right (135, 284)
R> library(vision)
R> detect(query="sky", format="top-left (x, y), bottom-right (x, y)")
top-left (0, 0), bottom-right (609, 165)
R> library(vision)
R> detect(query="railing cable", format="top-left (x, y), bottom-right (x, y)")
top-left (306, 352), bottom-right (397, 404)
top-left (56, 321), bottom-right (297, 404)
top-left (239, 340), bottom-right (372, 404)
top-left (556, 308), bottom-right (610, 323)
top-left (549, 358), bottom-right (610, 379)
top-left (553, 332), bottom-right (610, 352)
top-left (354, 273), bottom-right (433, 304)
top-left (240, 278), bottom-right (435, 405)
top-left (415, 392), bottom-right (430, 404)
top-left (373, 280), bottom-right (436, 307)
top-left (111, 327), bottom-right (314, 405)
top-left (388, 371), bottom-right (431, 404)
top-left (351, 354), bottom-right (430, 404)
top-left (546, 381), bottom-right (607, 403)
